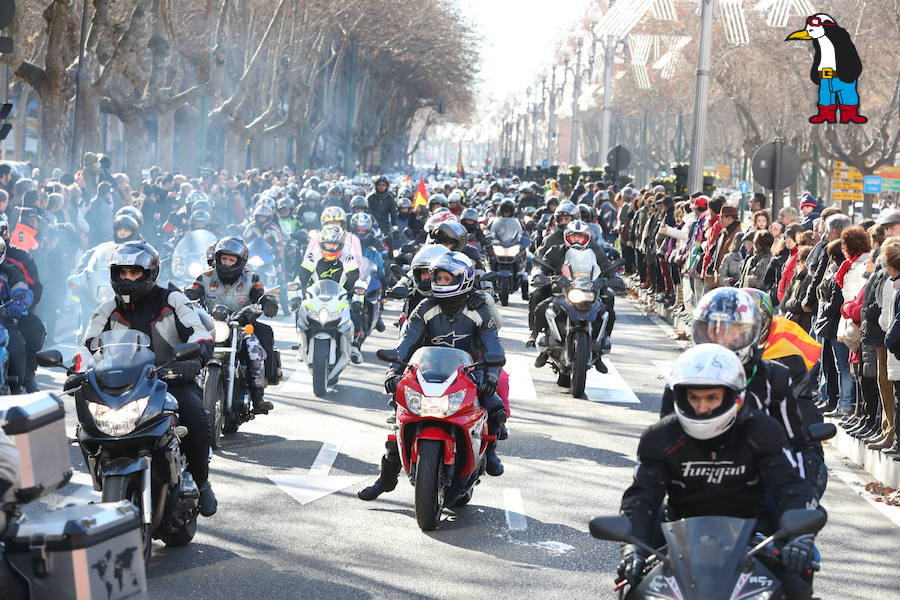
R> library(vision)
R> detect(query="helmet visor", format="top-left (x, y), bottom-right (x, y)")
top-left (692, 319), bottom-right (757, 352)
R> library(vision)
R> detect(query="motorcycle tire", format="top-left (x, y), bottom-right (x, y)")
top-left (499, 289), bottom-right (509, 307)
top-left (414, 439), bottom-right (445, 531)
top-left (203, 366), bottom-right (225, 449)
top-left (103, 474), bottom-right (153, 564)
top-left (570, 331), bottom-right (589, 399)
top-left (312, 337), bottom-right (330, 397)
top-left (161, 515), bottom-right (197, 547)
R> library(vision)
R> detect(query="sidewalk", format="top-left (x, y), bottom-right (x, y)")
top-left (626, 278), bottom-right (900, 490)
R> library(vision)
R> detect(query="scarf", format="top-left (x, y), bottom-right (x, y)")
top-left (835, 253), bottom-right (862, 288)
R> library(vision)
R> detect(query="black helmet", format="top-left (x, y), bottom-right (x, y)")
top-left (431, 221), bottom-right (469, 251)
top-left (213, 236), bottom-right (249, 284)
top-left (554, 202), bottom-right (579, 230)
top-left (498, 198), bottom-right (516, 217)
top-left (304, 190), bottom-right (322, 206)
top-left (326, 184), bottom-right (343, 199)
top-left (115, 206), bottom-right (144, 228)
top-left (460, 208), bottom-right (479, 233)
top-left (374, 175), bottom-right (389, 186)
top-left (399, 187), bottom-right (413, 200)
top-left (109, 241), bottom-right (160, 304)
top-left (429, 194), bottom-right (449, 212)
top-left (276, 197), bottom-right (294, 214)
top-left (306, 176), bottom-right (320, 189)
top-left (191, 199), bottom-right (214, 214)
top-left (577, 204), bottom-right (595, 223)
top-left (189, 210), bottom-right (212, 230)
top-left (349, 195), bottom-right (368, 213)
top-left (113, 214), bottom-right (141, 242)
top-left (397, 197), bottom-right (413, 211)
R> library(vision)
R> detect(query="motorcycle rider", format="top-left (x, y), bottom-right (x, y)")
top-left (430, 221), bottom-right (485, 271)
top-left (185, 237), bottom-right (279, 415)
top-left (531, 220), bottom-right (615, 371)
top-left (350, 212), bottom-right (387, 332)
top-left (71, 241), bottom-right (218, 516)
top-left (358, 251), bottom-right (507, 501)
top-left (396, 197), bottom-right (423, 239)
top-left (659, 288), bottom-right (818, 492)
top-left (0, 239), bottom-right (33, 394)
top-left (0, 216), bottom-right (45, 393)
top-left (619, 343), bottom-right (822, 599)
top-left (303, 206), bottom-right (364, 267)
top-left (296, 224), bottom-right (365, 364)
top-left (460, 207), bottom-right (491, 252)
top-left (243, 203), bottom-right (284, 256)
top-left (388, 244), bottom-right (450, 317)
top-left (366, 175), bottom-right (398, 248)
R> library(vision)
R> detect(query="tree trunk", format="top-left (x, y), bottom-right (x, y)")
top-left (79, 87), bottom-right (103, 160)
top-left (155, 108), bottom-right (175, 171)
top-left (121, 114), bottom-right (147, 184)
top-left (224, 126), bottom-right (244, 174)
top-left (13, 85), bottom-right (30, 161)
top-left (37, 85), bottom-right (68, 172)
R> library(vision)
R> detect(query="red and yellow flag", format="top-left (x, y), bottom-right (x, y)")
top-left (412, 177), bottom-right (429, 210)
top-left (762, 316), bottom-right (822, 371)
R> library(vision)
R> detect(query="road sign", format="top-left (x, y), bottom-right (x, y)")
top-left (715, 164), bottom-right (731, 181)
top-left (541, 158), bottom-right (548, 168)
top-left (863, 176), bottom-right (883, 194)
top-left (833, 191), bottom-right (863, 202)
top-left (752, 139), bottom-right (801, 191)
top-left (738, 180), bottom-right (750, 193)
top-left (607, 145), bottom-right (631, 172)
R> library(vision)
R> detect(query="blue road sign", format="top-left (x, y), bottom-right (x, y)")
top-left (863, 176), bottom-right (882, 194)
top-left (541, 159), bottom-right (548, 168)
top-left (738, 180), bottom-right (750, 193)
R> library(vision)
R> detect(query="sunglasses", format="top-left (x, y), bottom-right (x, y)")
top-left (806, 16), bottom-right (834, 27)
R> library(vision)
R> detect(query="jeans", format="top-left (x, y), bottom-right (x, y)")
top-left (818, 77), bottom-right (860, 106)
top-left (830, 340), bottom-right (854, 412)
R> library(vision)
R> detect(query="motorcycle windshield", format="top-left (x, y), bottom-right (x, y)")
top-left (173, 230), bottom-right (217, 279)
top-left (94, 330), bottom-right (157, 390)
top-left (661, 516), bottom-right (757, 600)
top-left (409, 347), bottom-right (473, 384)
top-left (489, 218), bottom-right (522, 245)
top-left (565, 249), bottom-right (600, 280)
top-left (308, 279), bottom-right (342, 302)
top-left (247, 237), bottom-right (275, 267)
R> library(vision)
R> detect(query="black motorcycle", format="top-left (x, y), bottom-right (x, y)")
top-left (487, 217), bottom-right (529, 305)
top-left (37, 330), bottom-right (203, 562)
top-left (589, 509), bottom-right (826, 600)
top-left (204, 303), bottom-right (280, 445)
top-left (532, 253), bottom-right (623, 397)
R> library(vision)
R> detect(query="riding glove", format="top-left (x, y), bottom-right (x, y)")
top-left (64, 373), bottom-right (86, 392)
top-left (477, 371), bottom-right (499, 397)
top-left (159, 360), bottom-right (202, 383)
top-left (781, 534), bottom-right (815, 572)
top-left (466, 291), bottom-right (486, 311)
top-left (617, 545), bottom-right (646, 585)
top-left (385, 373), bottom-right (402, 394)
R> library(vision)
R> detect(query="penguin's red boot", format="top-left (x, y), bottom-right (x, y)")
top-left (839, 105), bottom-right (868, 124)
top-left (808, 104), bottom-right (837, 124)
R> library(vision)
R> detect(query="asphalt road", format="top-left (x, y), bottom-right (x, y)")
top-left (30, 294), bottom-right (900, 599)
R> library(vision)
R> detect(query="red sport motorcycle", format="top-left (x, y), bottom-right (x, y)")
top-left (376, 346), bottom-right (505, 531)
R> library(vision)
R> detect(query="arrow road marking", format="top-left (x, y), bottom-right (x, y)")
top-left (503, 488), bottom-right (528, 531)
top-left (584, 359), bottom-right (641, 404)
top-left (268, 439), bottom-right (364, 505)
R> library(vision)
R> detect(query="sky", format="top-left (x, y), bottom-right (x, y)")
top-left (457, 0), bottom-right (589, 103)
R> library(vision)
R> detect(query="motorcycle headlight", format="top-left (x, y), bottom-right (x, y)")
top-left (188, 262), bottom-right (205, 278)
top-left (317, 308), bottom-right (330, 323)
top-left (567, 289), bottom-right (596, 305)
top-left (404, 389), bottom-right (465, 418)
top-left (214, 321), bottom-right (230, 343)
top-left (493, 245), bottom-right (518, 258)
top-left (88, 396), bottom-right (151, 437)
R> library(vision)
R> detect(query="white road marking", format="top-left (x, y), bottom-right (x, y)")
top-left (268, 439), bottom-right (364, 505)
top-left (502, 326), bottom-right (532, 342)
top-left (584, 359), bottom-right (641, 404)
top-left (505, 354), bottom-right (537, 402)
top-left (276, 363), bottom-right (312, 395)
top-left (503, 488), bottom-right (528, 531)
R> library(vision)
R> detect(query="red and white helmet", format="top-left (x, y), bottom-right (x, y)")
top-left (564, 220), bottom-right (592, 250)
top-left (424, 210), bottom-right (459, 234)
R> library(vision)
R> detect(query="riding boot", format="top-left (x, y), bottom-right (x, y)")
top-left (249, 387), bottom-right (273, 414)
top-left (485, 410), bottom-right (505, 476)
top-left (358, 455), bottom-right (402, 501)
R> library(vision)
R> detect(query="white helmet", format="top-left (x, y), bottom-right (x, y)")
top-left (669, 344), bottom-right (746, 440)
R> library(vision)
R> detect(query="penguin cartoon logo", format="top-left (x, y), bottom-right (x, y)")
top-left (785, 14), bottom-right (867, 125)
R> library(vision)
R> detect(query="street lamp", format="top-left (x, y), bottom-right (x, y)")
top-left (687, 0), bottom-right (716, 195)
top-left (568, 36), bottom-right (584, 167)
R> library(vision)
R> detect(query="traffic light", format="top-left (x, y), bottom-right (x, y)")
top-left (0, 0), bottom-right (14, 53)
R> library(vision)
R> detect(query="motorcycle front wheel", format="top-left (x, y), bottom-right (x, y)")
top-left (202, 365), bottom-right (225, 448)
top-left (312, 337), bottom-right (330, 397)
top-left (103, 474), bottom-right (153, 563)
top-left (414, 439), bottom-right (445, 531)
top-left (570, 330), bottom-right (589, 398)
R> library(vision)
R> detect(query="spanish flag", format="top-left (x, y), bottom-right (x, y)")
top-left (412, 177), bottom-right (429, 210)
top-left (762, 316), bottom-right (822, 372)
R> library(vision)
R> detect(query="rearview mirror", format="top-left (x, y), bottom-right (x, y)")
top-left (482, 353), bottom-right (506, 368)
top-left (807, 422), bottom-right (836, 443)
top-left (779, 509), bottom-right (827, 538)
top-left (589, 515), bottom-right (632, 542)
top-left (36, 349), bottom-right (65, 369)
top-left (390, 263), bottom-right (409, 277)
top-left (173, 343), bottom-right (202, 362)
top-left (376, 349), bottom-right (401, 364)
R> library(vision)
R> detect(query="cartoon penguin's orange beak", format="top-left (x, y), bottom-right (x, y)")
top-left (785, 29), bottom-right (812, 41)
